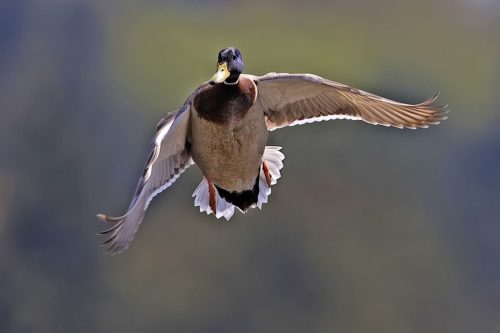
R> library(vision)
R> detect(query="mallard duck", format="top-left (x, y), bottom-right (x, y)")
top-left (97, 47), bottom-right (448, 254)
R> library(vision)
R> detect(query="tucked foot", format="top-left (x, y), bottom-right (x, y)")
top-left (207, 177), bottom-right (217, 215)
top-left (262, 160), bottom-right (272, 187)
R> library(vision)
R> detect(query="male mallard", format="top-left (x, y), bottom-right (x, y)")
top-left (98, 47), bottom-right (448, 254)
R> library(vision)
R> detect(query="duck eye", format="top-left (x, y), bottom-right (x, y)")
top-left (232, 55), bottom-right (237, 60)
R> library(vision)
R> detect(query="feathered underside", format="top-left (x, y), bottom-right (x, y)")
top-left (193, 146), bottom-right (285, 220)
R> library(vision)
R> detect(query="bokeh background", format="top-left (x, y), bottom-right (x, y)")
top-left (1, 0), bottom-right (499, 332)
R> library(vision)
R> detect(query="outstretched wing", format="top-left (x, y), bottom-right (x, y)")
top-left (248, 73), bottom-right (448, 130)
top-left (97, 104), bottom-right (193, 254)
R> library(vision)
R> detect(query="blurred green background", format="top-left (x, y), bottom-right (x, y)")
top-left (1, 0), bottom-right (499, 332)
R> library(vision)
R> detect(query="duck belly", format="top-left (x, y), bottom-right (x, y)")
top-left (190, 108), bottom-right (268, 192)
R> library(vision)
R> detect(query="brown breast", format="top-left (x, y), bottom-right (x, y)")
top-left (190, 76), bottom-right (267, 192)
top-left (193, 77), bottom-right (257, 125)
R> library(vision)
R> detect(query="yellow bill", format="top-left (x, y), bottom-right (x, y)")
top-left (210, 62), bottom-right (230, 83)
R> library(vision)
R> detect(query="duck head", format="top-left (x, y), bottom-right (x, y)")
top-left (209, 47), bottom-right (243, 85)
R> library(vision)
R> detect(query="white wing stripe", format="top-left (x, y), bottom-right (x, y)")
top-left (268, 114), bottom-right (362, 131)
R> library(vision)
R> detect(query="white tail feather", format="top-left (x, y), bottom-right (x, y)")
top-left (192, 179), bottom-right (235, 220)
top-left (192, 146), bottom-right (285, 220)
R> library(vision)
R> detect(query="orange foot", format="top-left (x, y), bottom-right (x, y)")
top-left (207, 177), bottom-right (217, 215)
top-left (262, 161), bottom-right (272, 187)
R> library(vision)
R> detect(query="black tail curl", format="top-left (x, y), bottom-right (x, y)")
top-left (215, 172), bottom-right (260, 211)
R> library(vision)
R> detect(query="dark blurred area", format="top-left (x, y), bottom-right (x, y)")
top-left (0, 0), bottom-right (499, 332)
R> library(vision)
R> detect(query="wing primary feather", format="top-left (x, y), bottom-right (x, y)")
top-left (97, 104), bottom-right (193, 254)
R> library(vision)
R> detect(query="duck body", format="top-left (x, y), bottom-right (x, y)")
top-left (190, 77), bottom-right (268, 208)
top-left (98, 47), bottom-right (448, 254)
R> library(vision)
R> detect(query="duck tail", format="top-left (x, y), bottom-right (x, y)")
top-left (192, 146), bottom-right (285, 220)
top-left (192, 178), bottom-right (236, 220)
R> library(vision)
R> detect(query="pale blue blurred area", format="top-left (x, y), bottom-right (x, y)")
top-left (0, 0), bottom-right (499, 332)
